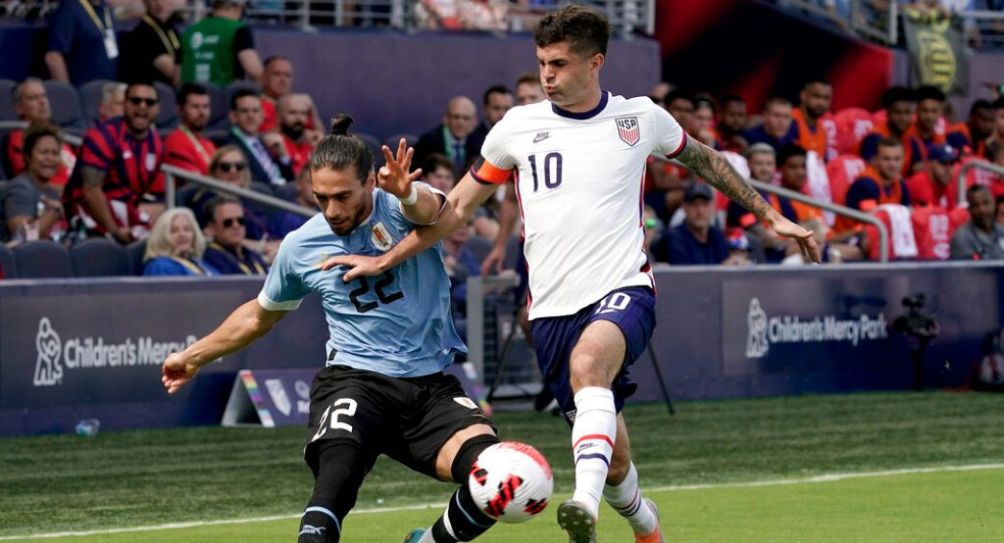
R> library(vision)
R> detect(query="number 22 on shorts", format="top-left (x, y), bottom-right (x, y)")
top-left (311, 398), bottom-right (358, 442)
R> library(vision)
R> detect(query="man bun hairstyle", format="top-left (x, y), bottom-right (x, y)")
top-left (309, 114), bottom-right (372, 184)
top-left (534, 4), bottom-right (610, 57)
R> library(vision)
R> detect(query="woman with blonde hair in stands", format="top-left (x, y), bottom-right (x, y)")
top-left (143, 207), bottom-right (218, 276)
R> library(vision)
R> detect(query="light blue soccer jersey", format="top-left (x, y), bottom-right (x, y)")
top-left (257, 186), bottom-right (466, 377)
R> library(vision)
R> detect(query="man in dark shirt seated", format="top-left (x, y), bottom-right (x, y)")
top-left (656, 183), bottom-right (730, 265)
top-left (201, 196), bottom-right (268, 275)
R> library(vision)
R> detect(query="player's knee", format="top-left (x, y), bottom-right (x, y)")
top-left (569, 353), bottom-right (614, 390)
top-left (451, 433), bottom-right (501, 483)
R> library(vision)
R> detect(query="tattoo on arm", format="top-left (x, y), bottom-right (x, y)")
top-left (675, 138), bottom-right (773, 220)
top-left (81, 167), bottom-right (106, 188)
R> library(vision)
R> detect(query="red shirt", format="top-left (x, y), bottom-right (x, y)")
top-left (163, 128), bottom-right (217, 176)
top-left (911, 206), bottom-right (964, 261)
top-left (281, 134), bottom-right (313, 177)
top-left (6, 129), bottom-right (76, 186)
top-left (260, 95), bottom-right (317, 134)
top-left (825, 154), bottom-right (867, 205)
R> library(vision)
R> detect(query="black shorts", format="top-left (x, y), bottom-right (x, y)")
top-left (304, 365), bottom-right (496, 480)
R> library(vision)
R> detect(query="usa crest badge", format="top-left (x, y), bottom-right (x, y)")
top-left (615, 116), bottom-right (640, 146)
top-left (371, 222), bottom-right (394, 252)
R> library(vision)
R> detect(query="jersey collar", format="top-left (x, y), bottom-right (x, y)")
top-left (551, 90), bottom-right (609, 120)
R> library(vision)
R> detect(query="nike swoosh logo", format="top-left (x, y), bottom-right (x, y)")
top-left (533, 133), bottom-right (550, 143)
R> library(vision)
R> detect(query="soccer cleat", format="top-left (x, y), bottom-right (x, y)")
top-left (634, 498), bottom-right (664, 543)
top-left (402, 528), bottom-right (426, 543)
top-left (557, 500), bottom-right (597, 543)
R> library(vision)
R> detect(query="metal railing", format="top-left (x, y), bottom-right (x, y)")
top-left (967, 10), bottom-right (1004, 49)
top-left (173, 0), bottom-right (652, 37)
top-left (653, 153), bottom-right (890, 262)
top-left (163, 164), bottom-right (316, 217)
top-left (957, 159), bottom-right (1004, 207)
top-left (0, 120), bottom-right (83, 146)
top-left (779, 0), bottom-right (898, 45)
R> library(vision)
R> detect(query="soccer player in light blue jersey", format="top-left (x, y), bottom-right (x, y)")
top-left (161, 115), bottom-right (505, 543)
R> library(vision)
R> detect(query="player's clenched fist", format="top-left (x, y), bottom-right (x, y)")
top-left (162, 352), bottom-right (199, 395)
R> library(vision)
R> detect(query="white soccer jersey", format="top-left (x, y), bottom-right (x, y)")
top-left (471, 92), bottom-right (687, 320)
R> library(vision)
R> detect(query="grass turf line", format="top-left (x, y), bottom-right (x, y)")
top-left (1, 391), bottom-right (1002, 538)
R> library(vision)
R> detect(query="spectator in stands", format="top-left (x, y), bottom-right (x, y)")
top-left (911, 85), bottom-right (948, 149)
top-left (201, 195), bottom-right (268, 275)
top-left (259, 56), bottom-right (323, 134)
top-left (859, 87), bottom-right (923, 176)
top-left (180, 0), bottom-right (263, 86)
top-left (657, 183), bottom-right (729, 265)
top-left (691, 95), bottom-right (717, 147)
top-left (743, 97), bottom-right (799, 152)
top-left (471, 85), bottom-right (514, 143)
top-left (649, 82), bottom-right (671, 106)
top-left (716, 94), bottom-right (748, 153)
top-left (728, 143), bottom-right (788, 262)
top-left (723, 228), bottom-right (754, 266)
top-left (664, 89), bottom-right (695, 133)
top-left (845, 137), bottom-right (911, 213)
top-left (793, 80), bottom-right (834, 161)
top-left (119, 0), bottom-right (181, 86)
top-left (907, 143), bottom-right (961, 208)
top-left (163, 83), bottom-right (217, 176)
top-left (421, 153), bottom-right (456, 194)
top-left (64, 82), bottom-right (164, 244)
top-left (268, 93), bottom-right (315, 177)
top-left (515, 72), bottom-right (545, 106)
top-left (991, 97), bottom-right (1004, 149)
top-left (143, 207), bottom-right (217, 275)
top-left (0, 124), bottom-right (65, 243)
top-left (947, 100), bottom-right (995, 157)
top-left (226, 89), bottom-right (292, 186)
top-left (98, 82), bottom-right (125, 121)
top-left (442, 219), bottom-right (481, 315)
top-left (997, 195), bottom-right (1004, 227)
top-left (414, 96), bottom-right (480, 173)
top-left (950, 185), bottom-right (1004, 260)
top-left (5, 78), bottom-right (75, 187)
top-left (44, 0), bottom-right (118, 85)
top-left (775, 144), bottom-right (824, 222)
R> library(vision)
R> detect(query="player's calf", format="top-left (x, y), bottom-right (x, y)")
top-left (603, 462), bottom-right (660, 539)
top-left (298, 441), bottom-right (370, 543)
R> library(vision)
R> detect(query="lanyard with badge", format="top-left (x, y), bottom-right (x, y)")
top-left (181, 126), bottom-right (211, 168)
top-left (79, 0), bottom-right (118, 59)
top-left (142, 14), bottom-right (180, 56)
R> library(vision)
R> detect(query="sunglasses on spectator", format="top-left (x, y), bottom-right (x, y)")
top-left (216, 161), bottom-right (247, 173)
top-left (221, 217), bottom-right (246, 228)
top-left (128, 97), bottom-right (158, 106)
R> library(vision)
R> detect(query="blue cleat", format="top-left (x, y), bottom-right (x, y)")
top-left (402, 528), bottom-right (426, 543)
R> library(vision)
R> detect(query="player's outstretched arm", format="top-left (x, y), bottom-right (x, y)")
top-left (379, 138), bottom-right (441, 225)
top-left (161, 299), bottom-right (288, 394)
top-left (320, 171), bottom-right (498, 281)
top-left (675, 138), bottom-right (822, 263)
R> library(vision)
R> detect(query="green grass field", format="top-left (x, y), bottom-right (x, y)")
top-left (2, 392), bottom-right (1003, 542)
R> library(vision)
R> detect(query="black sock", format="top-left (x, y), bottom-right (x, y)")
top-left (429, 484), bottom-right (496, 542)
top-left (298, 505), bottom-right (340, 543)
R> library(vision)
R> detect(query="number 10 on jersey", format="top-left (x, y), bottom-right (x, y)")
top-left (527, 152), bottom-right (563, 192)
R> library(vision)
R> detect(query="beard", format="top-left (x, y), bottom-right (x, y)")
top-left (282, 123), bottom-right (305, 141)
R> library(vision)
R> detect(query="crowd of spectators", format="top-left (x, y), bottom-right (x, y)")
top-left (1, 0), bottom-right (1004, 290)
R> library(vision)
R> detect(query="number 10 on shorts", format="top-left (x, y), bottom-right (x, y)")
top-left (311, 398), bottom-right (358, 442)
top-left (595, 292), bottom-right (631, 315)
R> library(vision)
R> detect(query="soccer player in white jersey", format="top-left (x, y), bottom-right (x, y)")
top-left (161, 117), bottom-right (514, 543)
top-left (322, 6), bottom-right (821, 543)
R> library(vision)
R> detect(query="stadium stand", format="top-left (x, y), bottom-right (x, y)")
top-left (0, 243), bottom-right (16, 278)
top-left (77, 79), bottom-right (115, 125)
top-left (0, 79), bottom-right (17, 122)
top-left (42, 80), bottom-right (83, 129)
top-left (13, 240), bottom-right (73, 278)
top-left (70, 238), bottom-right (133, 277)
top-left (153, 81), bottom-right (178, 130)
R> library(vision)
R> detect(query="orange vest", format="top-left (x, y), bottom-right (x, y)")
top-left (792, 108), bottom-right (828, 159)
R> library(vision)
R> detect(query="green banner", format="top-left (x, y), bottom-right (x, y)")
top-left (902, 8), bottom-right (969, 96)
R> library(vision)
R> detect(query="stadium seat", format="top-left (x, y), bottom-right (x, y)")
top-left (354, 133), bottom-right (384, 166)
top-left (463, 235), bottom-right (494, 264)
top-left (153, 82), bottom-right (178, 130)
top-left (175, 184), bottom-right (202, 208)
top-left (503, 236), bottom-right (522, 271)
top-left (78, 79), bottom-right (116, 124)
top-left (0, 79), bottom-right (17, 122)
top-left (43, 80), bottom-right (84, 129)
top-left (0, 242), bottom-right (18, 278)
top-left (0, 132), bottom-right (10, 180)
top-left (225, 81), bottom-right (261, 105)
top-left (126, 239), bottom-right (148, 275)
top-left (70, 238), bottom-right (132, 277)
top-left (205, 84), bottom-right (229, 130)
top-left (384, 134), bottom-right (418, 150)
top-left (13, 240), bottom-right (73, 278)
top-left (275, 182), bottom-right (300, 202)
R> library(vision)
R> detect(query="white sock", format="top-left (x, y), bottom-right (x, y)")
top-left (603, 462), bottom-right (659, 535)
top-left (570, 386), bottom-right (616, 518)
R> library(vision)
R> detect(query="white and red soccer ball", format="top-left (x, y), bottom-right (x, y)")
top-left (468, 441), bottom-right (554, 524)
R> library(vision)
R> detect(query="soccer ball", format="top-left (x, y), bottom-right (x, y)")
top-left (468, 441), bottom-right (553, 524)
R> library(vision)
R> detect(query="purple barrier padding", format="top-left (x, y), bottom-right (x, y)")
top-left (629, 262), bottom-right (1004, 404)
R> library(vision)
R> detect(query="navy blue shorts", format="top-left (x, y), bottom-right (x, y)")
top-left (530, 287), bottom-right (656, 424)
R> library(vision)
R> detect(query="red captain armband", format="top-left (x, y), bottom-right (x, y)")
top-left (469, 157), bottom-right (514, 185)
